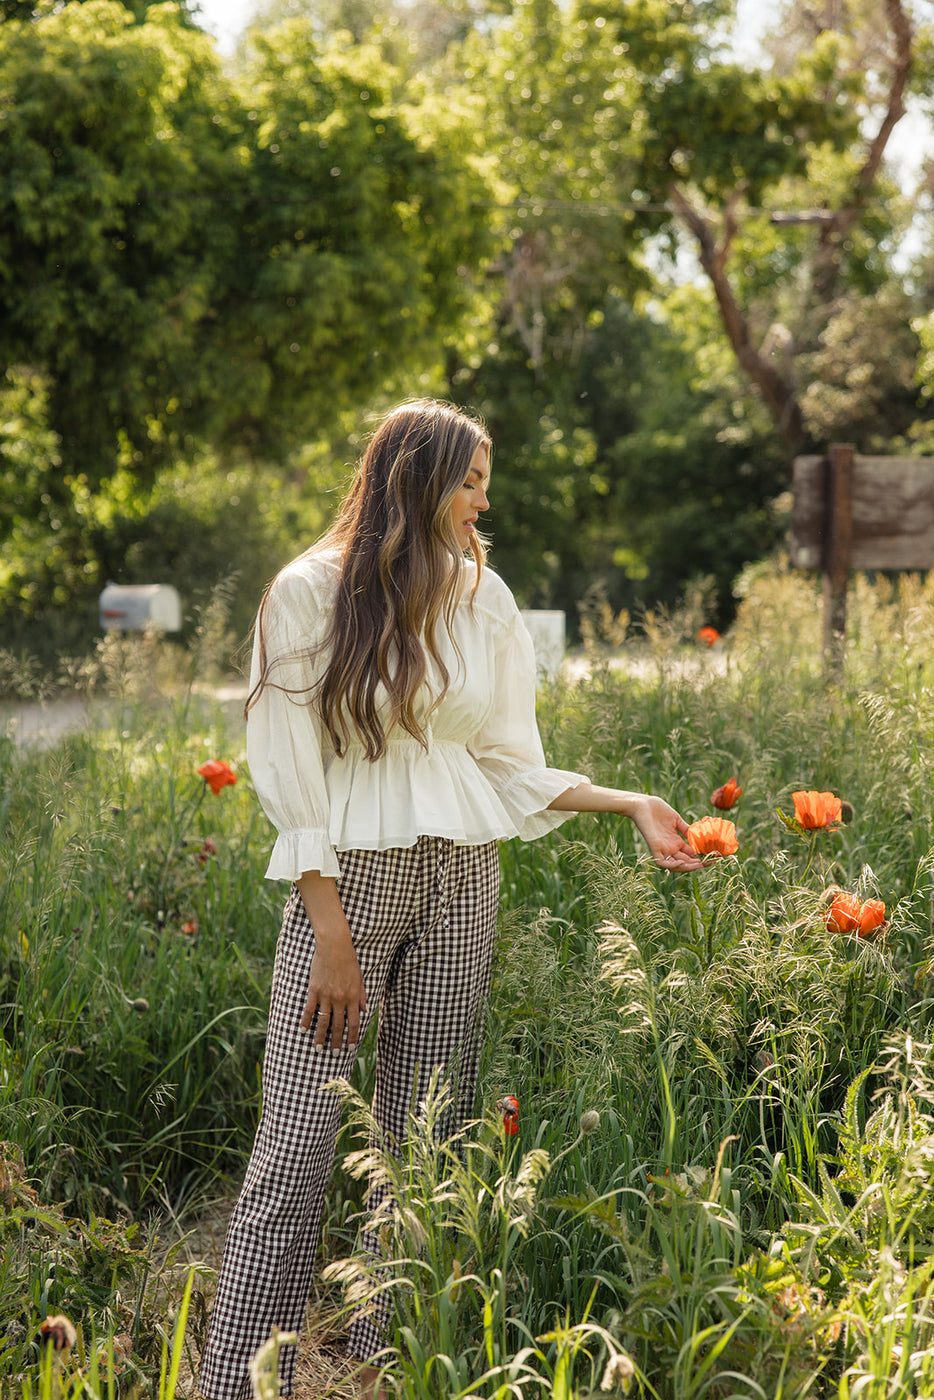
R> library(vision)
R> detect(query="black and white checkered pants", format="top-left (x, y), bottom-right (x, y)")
top-left (198, 836), bottom-right (500, 1400)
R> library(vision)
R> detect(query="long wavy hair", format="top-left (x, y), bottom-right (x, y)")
top-left (247, 399), bottom-right (492, 759)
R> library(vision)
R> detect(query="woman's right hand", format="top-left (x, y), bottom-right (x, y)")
top-left (296, 871), bottom-right (368, 1052)
top-left (302, 933), bottom-right (367, 1052)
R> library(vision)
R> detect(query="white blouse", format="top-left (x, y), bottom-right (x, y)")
top-left (247, 551), bottom-right (588, 881)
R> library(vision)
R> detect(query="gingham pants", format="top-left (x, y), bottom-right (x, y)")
top-left (198, 836), bottom-right (500, 1400)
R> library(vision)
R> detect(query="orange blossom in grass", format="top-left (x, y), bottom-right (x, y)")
top-left (687, 816), bottom-right (739, 857)
top-left (791, 790), bottom-right (842, 830)
top-left (497, 1095), bottom-right (519, 1136)
top-left (198, 760), bottom-right (237, 794)
top-left (711, 777), bottom-right (742, 809)
top-left (858, 899), bottom-right (886, 939)
top-left (826, 890), bottom-right (861, 933)
top-left (825, 890), bottom-right (886, 939)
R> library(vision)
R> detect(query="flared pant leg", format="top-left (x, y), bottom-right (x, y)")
top-left (346, 837), bottom-right (500, 1360)
top-left (198, 838), bottom-right (499, 1400)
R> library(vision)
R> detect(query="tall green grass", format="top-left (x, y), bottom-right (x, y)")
top-left (4, 561), bottom-right (934, 1395)
top-left (0, 706), bottom-right (273, 1213)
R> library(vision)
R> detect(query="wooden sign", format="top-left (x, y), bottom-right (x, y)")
top-left (791, 446), bottom-right (934, 667)
top-left (791, 451), bottom-right (934, 571)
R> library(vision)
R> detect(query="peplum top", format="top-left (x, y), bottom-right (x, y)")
top-left (246, 550), bottom-right (589, 881)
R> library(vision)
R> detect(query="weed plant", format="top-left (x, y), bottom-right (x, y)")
top-left (4, 562), bottom-right (934, 1395)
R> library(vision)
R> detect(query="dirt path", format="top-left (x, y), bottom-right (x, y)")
top-left (163, 1197), bottom-right (359, 1400)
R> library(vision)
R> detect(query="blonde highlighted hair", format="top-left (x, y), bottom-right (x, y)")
top-left (247, 399), bottom-right (491, 759)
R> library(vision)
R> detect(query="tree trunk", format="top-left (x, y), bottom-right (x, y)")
top-left (669, 184), bottom-right (809, 456)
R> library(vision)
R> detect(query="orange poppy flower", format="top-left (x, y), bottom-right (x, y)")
top-left (858, 899), bottom-right (886, 938)
top-left (711, 777), bottom-right (742, 810)
top-left (198, 760), bottom-right (237, 795)
top-left (697, 626), bottom-right (720, 647)
top-left (826, 891), bottom-right (886, 938)
top-left (687, 815), bottom-right (739, 857)
top-left (497, 1095), bottom-right (519, 1136)
top-left (791, 790), bottom-right (842, 830)
top-left (826, 891), bottom-right (861, 933)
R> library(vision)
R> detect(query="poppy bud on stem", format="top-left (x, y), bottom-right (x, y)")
top-left (496, 1095), bottom-right (519, 1136)
top-left (710, 778), bottom-right (742, 810)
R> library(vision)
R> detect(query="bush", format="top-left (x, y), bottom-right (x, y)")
top-left (0, 448), bottom-right (332, 672)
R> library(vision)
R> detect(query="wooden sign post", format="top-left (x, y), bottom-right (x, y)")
top-left (790, 447), bottom-right (934, 670)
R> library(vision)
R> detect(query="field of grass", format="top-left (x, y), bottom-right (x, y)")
top-left (4, 559), bottom-right (934, 1398)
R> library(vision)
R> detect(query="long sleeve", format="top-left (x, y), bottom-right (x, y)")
top-left (246, 564), bottom-right (342, 881)
top-left (467, 606), bottom-right (588, 841)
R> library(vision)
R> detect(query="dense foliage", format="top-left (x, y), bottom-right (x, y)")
top-left (1, 0), bottom-right (933, 648)
top-left (0, 2), bottom-right (489, 476)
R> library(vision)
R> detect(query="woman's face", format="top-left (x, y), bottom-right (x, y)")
top-left (450, 443), bottom-right (490, 550)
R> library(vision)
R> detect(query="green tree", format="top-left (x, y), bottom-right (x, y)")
top-left (0, 2), bottom-right (491, 482)
top-left (0, 366), bottom-right (329, 658)
top-left (0, 0), bottom-right (493, 651)
top-left (658, 0), bottom-right (931, 453)
top-left (1, 0), bottom-right (202, 24)
top-left (0, 2), bottom-right (241, 481)
top-left (577, 289), bottom-right (787, 616)
top-left (210, 18), bottom-right (491, 459)
top-left (430, 0), bottom-right (793, 613)
top-left (461, 291), bottom-right (784, 623)
top-left (247, 0), bottom-right (512, 68)
top-left (434, 0), bottom-right (933, 618)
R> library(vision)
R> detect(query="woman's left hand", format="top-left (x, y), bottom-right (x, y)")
top-left (626, 794), bottom-right (704, 871)
top-left (547, 781), bottom-right (703, 870)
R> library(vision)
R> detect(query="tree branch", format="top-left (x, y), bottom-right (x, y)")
top-left (669, 183), bottom-right (808, 454)
top-left (813, 0), bottom-right (913, 305)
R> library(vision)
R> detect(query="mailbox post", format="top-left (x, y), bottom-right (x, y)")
top-left (520, 610), bottom-right (566, 683)
top-left (99, 584), bottom-right (182, 632)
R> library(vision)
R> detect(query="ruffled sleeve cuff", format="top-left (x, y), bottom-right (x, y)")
top-left (497, 766), bottom-right (589, 841)
top-left (264, 827), bottom-right (342, 882)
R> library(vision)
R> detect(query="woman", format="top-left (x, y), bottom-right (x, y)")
top-left (199, 399), bottom-right (701, 1400)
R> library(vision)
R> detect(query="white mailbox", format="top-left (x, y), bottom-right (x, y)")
top-left (99, 583), bottom-right (182, 632)
top-left (520, 610), bottom-right (566, 682)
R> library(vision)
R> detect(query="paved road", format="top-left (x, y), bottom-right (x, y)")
top-left (3, 685), bottom-right (250, 750)
top-left (3, 697), bottom-right (92, 749)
